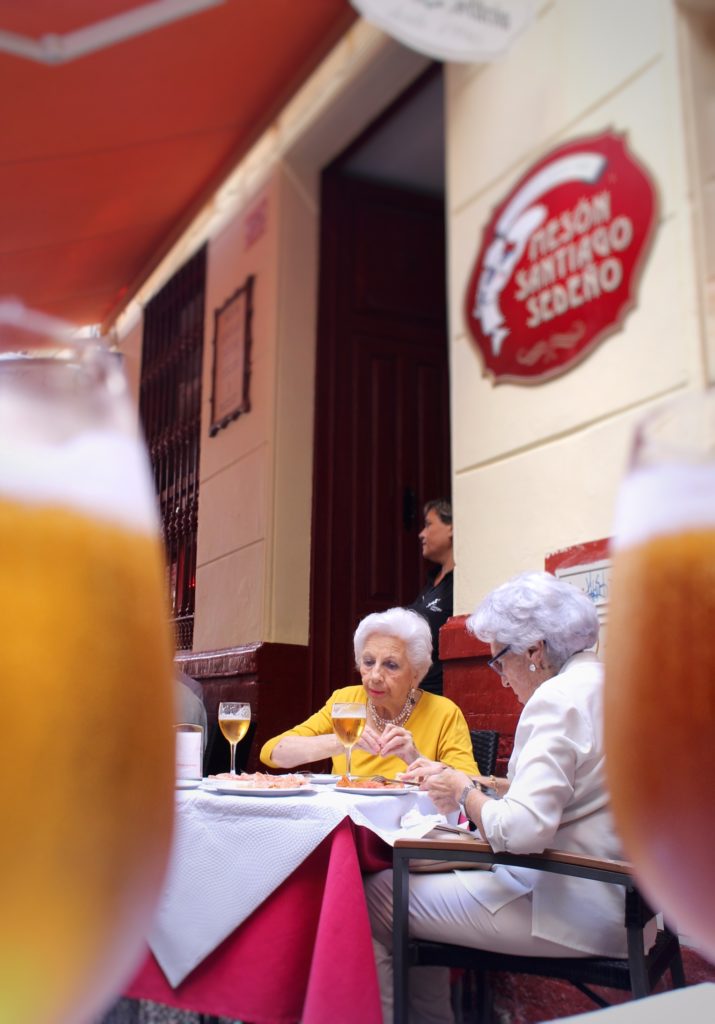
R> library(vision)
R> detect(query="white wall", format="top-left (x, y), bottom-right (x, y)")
top-left (192, 176), bottom-right (279, 651)
top-left (677, 0), bottom-right (715, 379)
top-left (445, 0), bottom-right (706, 610)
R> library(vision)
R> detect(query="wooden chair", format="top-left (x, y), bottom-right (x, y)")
top-left (392, 836), bottom-right (685, 1024)
top-left (470, 730), bottom-right (499, 779)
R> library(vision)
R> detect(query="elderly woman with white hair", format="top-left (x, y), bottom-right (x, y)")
top-left (366, 572), bottom-right (628, 1024)
top-left (260, 606), bottom-right (477, 778)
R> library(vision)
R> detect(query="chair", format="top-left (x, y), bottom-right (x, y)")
top-left (470, 729), bottom-right (499, 778)
top-left (392, 837), bottom-right (685, 1024)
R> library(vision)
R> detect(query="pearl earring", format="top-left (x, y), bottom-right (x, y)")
top-left (529, 663), bottom-right (536, 673)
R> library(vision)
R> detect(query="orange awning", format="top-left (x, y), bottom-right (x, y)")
top-left (0, 0), bottom-right (356, 328)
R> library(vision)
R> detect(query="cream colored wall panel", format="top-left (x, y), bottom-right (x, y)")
top-left (452, 402), bottom-right (660, 614)
top-left (687, 10), bottom-right (715, 179)
top-left (701, 179), bottom-right (715, 277)
top-left (200, 177), bottom-right (279, 482)
top-left (199, 349), bottom-right (272, 484)
top-left (447, 0), bottom-right (665, 212)
top-left (118, 317), bottom-right (143, 411)
top-left (197, 444), bottom-right (267, 567)
top-left (451, 213), bottom-right (693, 474)
top-left (267, 165), bottom-right (320, 645)
top-left (193, 542), bottom-right (265, 651)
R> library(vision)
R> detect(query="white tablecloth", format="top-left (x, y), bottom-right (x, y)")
top-left (546, 983), bottom-right (715, 1023)
top-left (149, 784), bottom-right (448, 986)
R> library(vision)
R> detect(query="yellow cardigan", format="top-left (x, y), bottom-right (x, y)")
top-left (259, 684), bottom-right (478, 778)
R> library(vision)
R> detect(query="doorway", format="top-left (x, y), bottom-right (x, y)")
top-left (309, 68), bottom-right (451, 706)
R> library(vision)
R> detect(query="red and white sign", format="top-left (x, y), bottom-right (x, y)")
top-left (464, 131), bottom-right (658, 384)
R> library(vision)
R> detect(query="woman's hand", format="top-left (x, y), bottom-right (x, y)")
top-left (355, 722), bottom-right (383, 755)
top-left (401, 756), bottom-right (447, 785)
top-left (377, 724), bottom-right (419, 765)
top-left (424, 767), bottom-right (469, 814)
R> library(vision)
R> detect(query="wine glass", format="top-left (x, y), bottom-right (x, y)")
top-left (605, 389), bottom-right (715, 960)
top-left (218, 701), bottom-right (251, 774)
top-left (0, 301), bottom-right (175, 1022)
top-left (331, 702), bottom-right (367, 778)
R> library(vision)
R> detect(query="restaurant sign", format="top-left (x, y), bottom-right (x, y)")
top-left (464, 131), bottom-right (658, 384)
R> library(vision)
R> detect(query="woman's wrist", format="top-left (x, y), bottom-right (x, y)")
top-left (459, 781), bottom-right (479, 821)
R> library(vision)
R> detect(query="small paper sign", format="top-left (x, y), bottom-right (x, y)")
top-left (175, 725), bottom-right (203, 779)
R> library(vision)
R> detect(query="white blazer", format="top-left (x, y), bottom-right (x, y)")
top-left (458, 652), bottom-right (627, 957)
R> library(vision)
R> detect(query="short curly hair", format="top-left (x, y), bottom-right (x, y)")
top-left (353, 607), bottom-right (433, 683)
top-left (468, 571), bottom-right (599, 671)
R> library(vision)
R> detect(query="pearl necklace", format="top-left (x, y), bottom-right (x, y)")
top-left (368, 689), bottom-right (418, 731)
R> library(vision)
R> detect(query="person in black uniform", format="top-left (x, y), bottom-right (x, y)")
top-left (409, 498), bottom-right (454, 695)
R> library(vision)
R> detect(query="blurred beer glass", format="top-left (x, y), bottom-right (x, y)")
top-left (0, 301), bottom-right (176, 1021)
top-left (605, 389), bottom-right (715, 960)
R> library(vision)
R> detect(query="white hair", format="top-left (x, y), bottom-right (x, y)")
top-left (468, 571), bottom-right (599, 672)
top-left (353, 607), bottom-right (433, 683)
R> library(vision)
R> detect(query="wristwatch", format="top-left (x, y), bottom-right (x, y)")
top-left (459, 781), bottom-right (478, 821)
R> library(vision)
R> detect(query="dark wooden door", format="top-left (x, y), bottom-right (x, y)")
top-left (310, 173), bottom-right (450, 707)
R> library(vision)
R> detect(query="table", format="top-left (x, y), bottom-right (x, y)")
top-left (126, 783), bottom-right (448, 1024)
top-left (547, 983), bottom-right (715, 1023)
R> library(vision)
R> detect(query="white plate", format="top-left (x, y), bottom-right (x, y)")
top-left (207, 782), bottom-right (316, 797)
top-left (309, 774), bottom-right (341, 784)
top-left (175, 778), bottom-right (202, 789)
top-left (333, 785), bottom-right (415, 796)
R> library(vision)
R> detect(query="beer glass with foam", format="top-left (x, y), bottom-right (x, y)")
top-left (0, 302), bottom-right (176, 1021)
top-left (605, 389), bottom-right (715, 960)
top-left (331, 702), bottom-right (367, 778)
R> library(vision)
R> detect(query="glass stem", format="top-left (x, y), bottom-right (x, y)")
top-left (345, 744), bottom-right (352, 778)
top-left (230, 742), bottom-right (237, 776)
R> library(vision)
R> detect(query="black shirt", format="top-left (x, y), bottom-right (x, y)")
top-left (409, 568), bottom-right (453, 696)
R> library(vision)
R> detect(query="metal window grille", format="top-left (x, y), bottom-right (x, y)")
top-left (139, 247), bottom-right (206, 650)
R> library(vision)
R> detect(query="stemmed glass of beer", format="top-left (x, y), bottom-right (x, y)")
top-left (0, 301), bottom-right (176, 1023)
top-left (218, 701), bottom-right (252, 774)
top-left (605, 389), bottom-right (715, 960)
top-left (331, 702), bottom-right (367, 778)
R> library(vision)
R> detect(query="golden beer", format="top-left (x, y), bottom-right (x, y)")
top-left (331, 702), bottom-right (367, 777)
top-left (219, 717), bottom-right (250, 745)
top-left (605, 528), bottom-right (715, 955)
top-left (332, 716), bottom-right (367, 748)
top-left (605, 393), bottom-right (715, 960)
top-left (0, 309), bottom-right (175, 1023)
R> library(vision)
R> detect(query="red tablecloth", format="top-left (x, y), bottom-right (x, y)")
top-left (126, 818), bottom-right (390, 1024)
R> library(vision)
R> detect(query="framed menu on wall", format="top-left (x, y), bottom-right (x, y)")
top-left (210, 275), bottom-right (255, 436)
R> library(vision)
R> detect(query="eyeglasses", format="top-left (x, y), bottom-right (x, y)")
top-left (487, 645), bottom-right (511, 676)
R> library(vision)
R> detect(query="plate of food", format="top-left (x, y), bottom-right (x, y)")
top-left (205, 772), bottom-right (316, 796)
top-left (308, 773), bottom-right (341, 785)
top-left (175, 777), bottom-right (203, 789)
top-left (333, 775), bottom-right (415, 795)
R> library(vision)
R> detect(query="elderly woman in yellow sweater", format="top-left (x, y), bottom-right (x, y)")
top-left (260, 607), bottom-right (477, 778)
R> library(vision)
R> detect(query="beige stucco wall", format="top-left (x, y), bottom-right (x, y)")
top-left (192, 176), bottom-right (279, 651)
top-left (677, 0), bottom-right (715, 378)
top-left (445, 0), bottom-right (707, 612)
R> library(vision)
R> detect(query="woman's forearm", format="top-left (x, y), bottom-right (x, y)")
top-left (463, 786), bottom-right (491, 839)
top-left (270, 733), bottom-right (343, 768)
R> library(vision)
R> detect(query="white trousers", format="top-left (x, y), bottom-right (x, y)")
top-left (365, 868), bottom-right (590, 1024)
